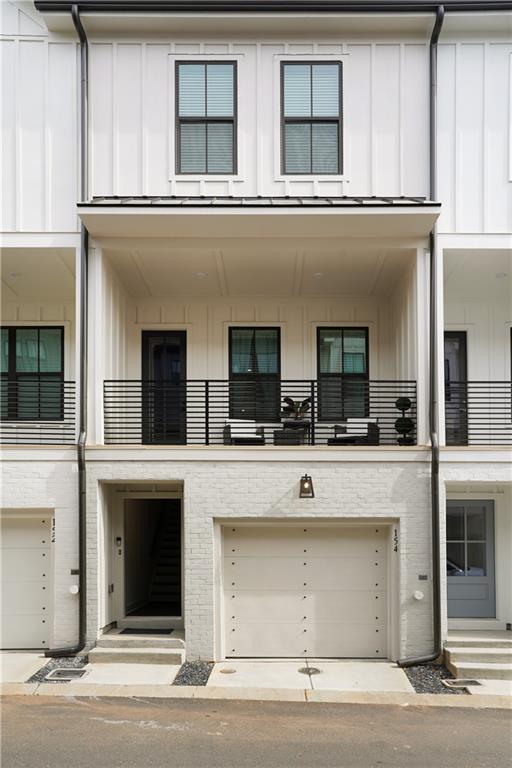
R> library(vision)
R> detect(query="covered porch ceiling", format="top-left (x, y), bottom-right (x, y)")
top-left (105, 242), bottom-right (416, 298)
top-left (78, 197), bottom-right (440, 242)
top-left (1, 248), bottom-right (76, 303)
top-left (444, 249), bottom-right (512, 301)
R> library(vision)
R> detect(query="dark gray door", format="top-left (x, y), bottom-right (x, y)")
top-left (141, 331), bottom-right (187, 445)
top-left (444, 331), bottom-right (468, 445)
top-left (447, 500), bottom-right (495, 618)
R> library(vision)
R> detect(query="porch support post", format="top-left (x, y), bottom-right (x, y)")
top-left (435, 244), bottom-right (446, 446)
top-left (415, 244), bottom-right (430, 446)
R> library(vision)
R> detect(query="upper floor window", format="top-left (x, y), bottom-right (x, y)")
top-left (281, 62), bottom-right (342, 175)
top-left (229, 327), bottom-right (281, 421)
top-left (176, 61), bottom-right (237, 175)
top-left (1, 326), bottom-right (64, 421)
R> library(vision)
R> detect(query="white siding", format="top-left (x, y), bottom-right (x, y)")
top-left (0, 35), bottom-right (78, 233)
top-left (437, 42), bottom-right (512, 234)
top-left (90, 39), bottom-right (430, 199)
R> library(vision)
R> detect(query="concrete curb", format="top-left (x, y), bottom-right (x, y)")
top-left (1, 682), bottom-right (511, 708)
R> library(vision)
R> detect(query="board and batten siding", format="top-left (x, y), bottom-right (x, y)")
top-left (437, 42), bottom-right (512, 234)
top-left (0, 34), bottom-right (78, 232)
top-left (89, 40), bottom-right (430, 200)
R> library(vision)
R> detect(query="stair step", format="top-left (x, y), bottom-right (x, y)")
top-left (445, 646), bottom-right (512, 665)
top-left (446, 660), bottom-right (512, 681)
top-left (97, 635), bottom-right (184, 650)
top-left (89, 646), bottom-right (184, 665)
top-left (446, 632), bottom-right (512, 649)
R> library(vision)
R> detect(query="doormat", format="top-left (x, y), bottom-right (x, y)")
top-left (120, 628), bottom-right (174, 635)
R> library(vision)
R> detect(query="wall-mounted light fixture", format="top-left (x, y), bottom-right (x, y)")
top-left (299, 474), bottom-right (314, 498)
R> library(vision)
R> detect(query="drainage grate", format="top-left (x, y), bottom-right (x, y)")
top-left (298, 667), bottom-right (321, 676)
top-left (45, 668), bottom-right (88, 681)
top-left (442, 679), bottom-right (481, 689)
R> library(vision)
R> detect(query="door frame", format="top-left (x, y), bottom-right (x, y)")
top-left (213, 518), bottom-right (399, 662)
top-left (141, 330), bottom-right (187, 445)
top-left (446, 493), bottom-right (505, 631)
top-left (110, 492), bottom-right (184, 629)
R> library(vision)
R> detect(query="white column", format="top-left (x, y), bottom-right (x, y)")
top-left (415, 245), bottom-right (430, 446)
top-left (87, 242), bottom-right (105, 445)
top-left (436, 244), bottom-right (446, 446)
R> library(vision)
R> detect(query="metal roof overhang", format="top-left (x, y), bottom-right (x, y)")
top-left (77, 200), bottom-right (441, 241)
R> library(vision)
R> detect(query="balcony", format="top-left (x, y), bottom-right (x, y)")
top-left (0, 380), bottom-right (76, 445)
top-left (103, 379), bottom-right (417, 447)
top-left (445, 381), bottom-right (512, 446)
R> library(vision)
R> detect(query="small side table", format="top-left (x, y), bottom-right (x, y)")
top-left (281, 419), bottom-right (311, 445)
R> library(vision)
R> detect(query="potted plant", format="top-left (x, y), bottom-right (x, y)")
top-left (281, 396), bottom-right (311, 421)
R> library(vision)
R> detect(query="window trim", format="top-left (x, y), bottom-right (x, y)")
top-left (1, 325), bottom-right (65, 422)
top-left (316, 326), bottom-right (369, 422)
top-left (175, 60), bottom-right (238, 176)
top-left (228, 326), bottom-right (281, 422)
top-left (280, 60), bottom-right (343, 177)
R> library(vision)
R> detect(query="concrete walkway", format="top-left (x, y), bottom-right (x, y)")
top-left (208, 660), bottom-right (414, 693)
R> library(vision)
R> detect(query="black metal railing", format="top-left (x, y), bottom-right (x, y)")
top-left (0, 380), bottom-right (76, 444)
top-left (104, 379), bottom-right (417, 446)
top-left (445, 381), bottom-right (512, 446)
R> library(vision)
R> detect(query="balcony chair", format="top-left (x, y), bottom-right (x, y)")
top-left (327, 418), bottom-right (380, 446)
top-left (223, 419), bottom-right (266, 446)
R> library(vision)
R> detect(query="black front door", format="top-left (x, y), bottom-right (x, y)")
top-left (142, 331), bottom-right (187, 444)
top-left (444, 331), bottom-right (468, 445)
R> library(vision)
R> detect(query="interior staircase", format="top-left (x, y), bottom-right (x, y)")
top-left (148, 510), bottom-right (181, 613)
top-left (444, 630), bottom-right (512, 680)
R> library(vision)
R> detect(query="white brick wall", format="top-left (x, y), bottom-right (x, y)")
top-left (86, 458), bottom-right (434, 661)
top-left (1, 459), bottom-right (79, 648)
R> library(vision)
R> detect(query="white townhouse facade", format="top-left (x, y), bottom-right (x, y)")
top-left (1, 0), bottom-right (511, 665)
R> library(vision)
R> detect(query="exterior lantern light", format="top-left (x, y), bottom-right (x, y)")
top-left (299, 474), bottom-right (314, 498)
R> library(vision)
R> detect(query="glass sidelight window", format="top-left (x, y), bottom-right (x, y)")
top-left (229, 328), bottom-right (280, 421)
top-left (1, 327), bottom-right (64, 420)
top-left (281, 62), bottom-right (342, 175)
top-left (317, 327), bottom-right (369, 420)
top-left (176, 61), bottom-right (237, 174)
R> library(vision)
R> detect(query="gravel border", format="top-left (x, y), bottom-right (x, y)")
top-left (404, 663), bottom-right (467, 695)
top-left (26, 655), bottom-right (89, 685)
top-left (173, 661), bottom-right (214, 686)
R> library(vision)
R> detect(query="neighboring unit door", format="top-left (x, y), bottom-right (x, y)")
top-left (0, 516), bottom-right (51, 649)
top-left (141, 331), bottom-right (187, 445)
top-left (223, 524), bottom-right (388, 658)
top-left (447, 501), bottom-right (496, 619)
top-left (444, 331), bottom-right (468, 445)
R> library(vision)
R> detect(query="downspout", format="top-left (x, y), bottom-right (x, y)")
top-left (398, 4), bottom-right (444, 667)
top-left (45, 4), bottom-right (89, 656)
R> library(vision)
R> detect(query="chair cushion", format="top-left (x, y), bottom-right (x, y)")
top-left (226, 419), bottom-right (259, 438)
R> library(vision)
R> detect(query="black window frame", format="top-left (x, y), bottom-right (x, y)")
top-left (281, 60), bottom-right (343, 176)
top-left (317, 326), bottom-right (369, 422)
top-left (228, 327), bottom-right (281, 422)
top-left (175, 60), bottom-right (238, 176)
top-left (1, 325), bottom-right (65, 422)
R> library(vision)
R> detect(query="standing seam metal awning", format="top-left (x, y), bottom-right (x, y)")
top-left (77, 196), bottom-right (441, 239)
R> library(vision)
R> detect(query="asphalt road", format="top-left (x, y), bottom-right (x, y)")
top-left (2, 695), bottom-right (511, 768)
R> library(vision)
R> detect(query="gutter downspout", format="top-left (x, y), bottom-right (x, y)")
top-left (398, 4), bottom-right (444, 668)
top-left (45, 3), bottom-right (89, 657)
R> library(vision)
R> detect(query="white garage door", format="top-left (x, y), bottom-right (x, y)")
top-left (223, 525), bottom-right (388, 658)
top-left (1, 516), bottom-right (51, 649)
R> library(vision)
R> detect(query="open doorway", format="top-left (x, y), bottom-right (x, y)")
top-left (123, 499), bottom-right (182, 618)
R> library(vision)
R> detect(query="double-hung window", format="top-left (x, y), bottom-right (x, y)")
top-left (176, 61), bottom-right (237, 175)
top-left (281, 62), bottom-right (342, 175)
top-left (1, 327), bottom-right (64, 421)
top-left (229, 328), bottom-right (281, 422)
top-left (317, 328), bottom-right (368, 421)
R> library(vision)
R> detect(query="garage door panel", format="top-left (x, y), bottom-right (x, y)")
top-left (1, 583), bottom-right (49, 614)
top-left (226, 589), bottom-right (387, 624)
top-left (225, 557), bottom-right (386, 591)
top-left (1, 549), bottom-right (50, 581)
top-left (1, 517), bottom-right (51, 649)
top-left (0, 519), bottom-right (51, 548)
top-left (222, 524), bottom-right (389, 659)
top-left (0, 614), bottom-right (48, 649)
top-left (226, 623), bottom-right (309, 658)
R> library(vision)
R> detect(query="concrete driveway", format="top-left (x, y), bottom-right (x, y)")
top-left (208, 659), bottom-right (414, 693)
top-left (0, 652), bottom-right (46, 683)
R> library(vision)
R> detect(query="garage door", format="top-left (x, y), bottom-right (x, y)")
top-left (223, 525), bottom-right (388, 658)
top-left (1, 516), bottom-right (51, 649)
